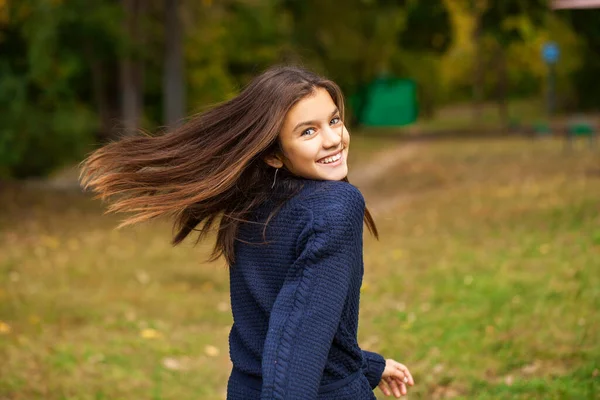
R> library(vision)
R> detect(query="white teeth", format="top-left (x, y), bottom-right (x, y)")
top-left (318, 152), bottom-right (342, 164)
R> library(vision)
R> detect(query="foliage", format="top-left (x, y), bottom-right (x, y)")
top-left (1, 0), bottom-right (598, 178)
top-left (0, 0), bottom-right (121, 178)
top-left (480, 0), bottom-right (547, 46)
top-left (184, 0), bottom-right (293, 109)
top-left (558, 9), bottom-right (600, 110)
top-left (439, 0), bottom-right (585, 104)
top-left (399, 0), bottom-right (451, 54)
top-left (281, 0), bottom-right (408, 96)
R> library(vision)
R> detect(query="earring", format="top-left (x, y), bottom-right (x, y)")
top-left (271, 167), bottom-right (279, 189)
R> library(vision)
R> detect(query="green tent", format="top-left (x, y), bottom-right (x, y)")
top-left (352, 77), bottom-right (418, 127)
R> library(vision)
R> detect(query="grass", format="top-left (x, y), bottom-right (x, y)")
top-left (1, 135), bottom-right (599, 399)
top-left (355, 98), bottom-right (551, 137)
top-left (415, 99), bottom-right (546, 133)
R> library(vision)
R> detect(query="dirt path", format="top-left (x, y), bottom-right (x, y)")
top-left (348, 142), bottom-right (423, 213)
top-left (349, 142), bottom-right (421, 186)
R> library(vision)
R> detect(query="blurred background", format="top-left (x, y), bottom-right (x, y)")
top-left (0, 0), bottom-right (599, 399)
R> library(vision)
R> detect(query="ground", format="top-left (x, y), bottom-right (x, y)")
top-left (0, 134), bottom-right (598, 399)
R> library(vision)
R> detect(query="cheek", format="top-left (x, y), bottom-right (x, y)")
top-left (343, 127), bottom-right (350, 147)
top-left (283, 141), bottom-right (318, 167)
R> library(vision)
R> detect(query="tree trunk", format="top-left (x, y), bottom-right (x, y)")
top-left (471, 7), bottom-right (483, 123)
top-left (120, 0), bottom-right (145, 136)
top-left (495, 44), bottom-right (509, 132)
top-left (163, 0), bottom-right (185, 128)
top-left (86, 42), bottom-right (120, 141)
top-left (90, 58), bottom-right (112, 140)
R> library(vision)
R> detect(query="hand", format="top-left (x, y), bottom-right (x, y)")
top-left (377, 359), bottom-right (415, 398)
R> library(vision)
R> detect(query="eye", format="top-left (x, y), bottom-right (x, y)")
top-left (330, 116), bottom-right (341, 125)
top-left (301, 128), bottom-right (316, 137)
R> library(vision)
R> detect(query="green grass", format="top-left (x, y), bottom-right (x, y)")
top-left (1, 136), bottom-right (599, 399)
top-left (415, 99), bottom-right (545, 133)
top-left (356, 99), bottom-right (547, 136)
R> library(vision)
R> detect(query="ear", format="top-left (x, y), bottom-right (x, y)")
top-left (263, 153), bottom-right (284, 169)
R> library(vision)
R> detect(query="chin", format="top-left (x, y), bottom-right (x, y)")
top-left (317, 166), bottom-right (348, 181)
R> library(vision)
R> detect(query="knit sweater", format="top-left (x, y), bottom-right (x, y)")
top-left (226, 178), bottom-right (386, 400)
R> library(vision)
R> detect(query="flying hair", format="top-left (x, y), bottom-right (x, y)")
top-left (79, 65), bottom-right (379, 265)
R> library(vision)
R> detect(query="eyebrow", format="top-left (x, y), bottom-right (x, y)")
top-left (293, 108), bottom-right (339, 132)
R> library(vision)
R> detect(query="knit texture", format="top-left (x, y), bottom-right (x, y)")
top-left (227, 178), bottom-right (386, 399)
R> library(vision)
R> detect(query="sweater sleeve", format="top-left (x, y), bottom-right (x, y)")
top-left (260, 194), bottom-right (364, 400)
top-left (361, 350), bottom-right (386, 389)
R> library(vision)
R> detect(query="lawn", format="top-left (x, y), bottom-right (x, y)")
top-left (1, 134), bottom-right (598, 399)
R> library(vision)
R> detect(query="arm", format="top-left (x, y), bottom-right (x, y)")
top-left (260, 201), bottom-right (363, 400)
top-left (361, 350), bottom-right (386, 389)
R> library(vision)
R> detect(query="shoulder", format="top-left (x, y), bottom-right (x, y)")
top-left (290, 180), bottom-right (365, 238)
top-left (291, 180), bottom-right (365, 256)
top-left (298, 179), bottom-right (365, 216)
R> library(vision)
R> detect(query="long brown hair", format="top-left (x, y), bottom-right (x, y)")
top-left (79, 65), bottom-right (378, 265)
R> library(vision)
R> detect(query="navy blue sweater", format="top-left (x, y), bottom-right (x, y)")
top-left (226, 178), bottom-right (386, 399)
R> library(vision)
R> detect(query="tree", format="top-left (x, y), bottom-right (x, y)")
top-left (397, 0), bottom-right (452, 118)
top-left (470, 0), bottom-right (485, 122)
top-left (0, 0), bottom-right (120, 178)
top-left (120, 0), bottom-right (147, 135)
top-left (557, 8), bottom-right (600, 110)
top-left (281, 0), bottom-right (408, 122)
top-left (163, 0), bottom-right (185, 127)
top-left (399, 0), bottom-right (451, 54)
top-left (480, 0), bottom-right (548, 128)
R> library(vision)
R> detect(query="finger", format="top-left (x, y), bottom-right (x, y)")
top-left (378, 381), bottom-right (391, 397)
top-left (399, 381), bottom-right (407, 396)
top-left (379, 379), bottom-right (392, 396)
top-left (390, 376), bottom-right (409, 395)
top-left (391, 366), bottom-right (407, 382)
top-left (387, 377), bottom-right (402, 398)
top-left (395, 364), bottom-right (414, 386)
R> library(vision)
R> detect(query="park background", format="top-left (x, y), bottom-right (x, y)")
top-left (0, 0), bottom-right (599, 398)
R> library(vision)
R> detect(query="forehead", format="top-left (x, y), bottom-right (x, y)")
top-left (282, 88), bottom-right (336, 130)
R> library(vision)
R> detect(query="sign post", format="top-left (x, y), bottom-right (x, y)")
top-left (542, 42), bottom-right (560, 116)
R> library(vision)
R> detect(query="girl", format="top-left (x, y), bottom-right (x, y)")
top-left (80, 65), bottom-right (414, 399)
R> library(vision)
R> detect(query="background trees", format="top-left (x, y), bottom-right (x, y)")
top-left (0, 0), bottom-right (597, 178)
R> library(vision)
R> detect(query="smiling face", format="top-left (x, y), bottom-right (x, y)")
top-left (265, 87), bottom-right (350, 181)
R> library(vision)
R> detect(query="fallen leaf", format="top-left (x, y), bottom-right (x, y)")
top-left (0, 321), bottom-right (11, 334)
top-left (135, 270), bottom-right (150, 285)
top-left (140, 328), bottom-right (162, 339)
top-left (163, 357), bottom-right (183, 371)
top-left (205, 345), bottom-right (220, 357)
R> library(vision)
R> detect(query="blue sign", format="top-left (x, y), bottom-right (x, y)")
top-left (542, 42), bottom-right (560, 64)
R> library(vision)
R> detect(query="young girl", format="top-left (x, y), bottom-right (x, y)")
top-left (80, 65), bottom-right (414, 399)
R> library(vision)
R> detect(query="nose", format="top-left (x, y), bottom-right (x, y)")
top-left (322, 124), bottom-right (343, 149)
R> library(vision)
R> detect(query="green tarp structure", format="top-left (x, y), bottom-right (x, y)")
top-left (351, 77), bottom-right (418, 127)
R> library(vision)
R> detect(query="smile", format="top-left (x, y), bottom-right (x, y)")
top-left (316, 150), bottom-right (343, 165)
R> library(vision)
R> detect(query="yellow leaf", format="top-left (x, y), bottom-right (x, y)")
top-left (0, 321), bottom-right (11, 334)
top-left (204, 345), bottom-right (220, 357)
top-left (140, 328), bottom-right (161, 339)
